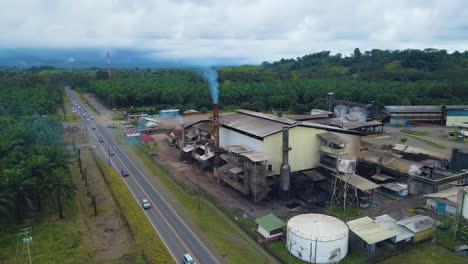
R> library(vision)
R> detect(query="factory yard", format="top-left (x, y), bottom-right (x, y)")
top-left (363, 124), bottom-right (467, 155)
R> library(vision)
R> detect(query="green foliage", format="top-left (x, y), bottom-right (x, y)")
top-left (400, 137), bottom-right (408, 143)
top-left (401, 130), bottom-right (429, 136)
top-left (0, 68), bottom-right (71, 223)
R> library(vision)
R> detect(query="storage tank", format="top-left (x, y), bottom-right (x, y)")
top-left (287, 214), bottom-right (348, 263)
top-left (462, 190), bottom-right (468, 220)
top-left (337, 157), bottom-right (356, 174)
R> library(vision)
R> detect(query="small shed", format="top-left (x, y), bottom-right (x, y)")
top-left (396, 215), bottom-right (435, 242)
top-left (347, 216), bottom-right (396, 256)
top-left (423, 187), bottom-right (465, 216)
top-left (380, 182), bottom-right (408, 197)
top-left (255, 214), bottom-right (285, 239)
top-left (374, 215), bottom-right (414, 246)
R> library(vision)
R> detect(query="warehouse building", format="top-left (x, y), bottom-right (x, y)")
top-left (384, 105), bottom-right (468, 126)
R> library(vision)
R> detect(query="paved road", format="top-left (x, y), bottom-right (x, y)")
top-left (65, 87), bottom-right (219, 264)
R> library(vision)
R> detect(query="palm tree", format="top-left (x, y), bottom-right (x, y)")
top-left (3, 168), bottom-right (36, 222)
top-left (0, 184), bottom-right (14, 220)
top-left (49, 168), bottom-right (75, 219)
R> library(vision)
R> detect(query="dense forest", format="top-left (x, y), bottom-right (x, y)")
top-left (0, 69), bottom-right (72, 223)
top-left (67, 48), bottom-right (468, 114)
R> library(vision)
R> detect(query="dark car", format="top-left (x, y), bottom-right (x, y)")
top-left (120, 170), bottom-right (129, 177)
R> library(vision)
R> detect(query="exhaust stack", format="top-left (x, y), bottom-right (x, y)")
top-left (280, 127), bottom-right (291, 200)
top-left (213, 104), bottom-right (220, 177)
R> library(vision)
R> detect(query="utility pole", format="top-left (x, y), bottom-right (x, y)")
top-left (84, 167), bottom-right (88, 187)
top-left (197, 163), bottom-right (201, 210)
top-left (92, 195), bottom-right (97, 216)
top-left (16, 227), bottom-right (32, 264)
top-left (107, 145), bottom-right (111, 165)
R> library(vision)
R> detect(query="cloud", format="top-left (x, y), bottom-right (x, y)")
top-left (0, 0), bottom-right (467, 64)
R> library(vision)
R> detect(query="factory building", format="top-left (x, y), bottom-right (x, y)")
top-left (384, 105), bottom-right (468, 126)
top-left (219, 110), bottom-right (361, 175)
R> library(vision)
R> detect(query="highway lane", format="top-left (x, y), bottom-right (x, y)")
top-left (65, 87), bottom-right (219, 264)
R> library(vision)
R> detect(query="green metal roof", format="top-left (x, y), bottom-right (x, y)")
top-left (255, 214), bottom-right (285, 232)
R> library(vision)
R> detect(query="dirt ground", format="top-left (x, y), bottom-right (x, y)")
top-left (65, 95), bottom-right (142, 262)
top-left (362, 124), bottom-right (468, 155)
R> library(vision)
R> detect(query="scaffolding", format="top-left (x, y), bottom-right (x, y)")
top-left (218, 149), bottom-right (271, 202)
top-left (330, 157), bottom-right (360, 216)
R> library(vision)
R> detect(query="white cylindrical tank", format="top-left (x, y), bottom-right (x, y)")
top-left (287, 214), bottom-right (348, 263)
top-left (462, 190), bottom-right (468, 220)
top-left (337, 158), bottom-right (356, 174)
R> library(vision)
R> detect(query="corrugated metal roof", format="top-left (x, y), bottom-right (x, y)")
top-left (445, 105), bottom-right (468, 110)
top-left (371, 174), bottom-right (395, 182)
top-left (221, 111), bottom-right (291, 138)
top-left (381, 182), bottom-right (408, 192)
top-left (337, 173), bottom-right (380, 191)
top-left (347, 216), bottom-right (397, 244)
top-left (288, 214), bottom-right (348, 241)
top-left (229, 167), bottom-right (243, 174)
top-left (193, 121), bottom-right (214, 134)
top-left (199, 152), bottom-right (214, 161)
top-left (182, 145), bottom-right (194, 153)
top-left (255, 214), bottom-right (285, 232)
top-left (396, 215), bottom-right (435, 233)
top-left (241, 152), bottom-right (269, 162)
top-left (384, 105), bottom-right (442, 113)
top-left (318, 132), bottom-right (347, 145)
top-left (375, 215), bottom-right (414, 243)
top-left (342, 121), bottom-right (383, 130)
top-left (423, 187), bottom-right (467, 204)
top-left (228, 145), bottom-right (252, 154)
top-left (393, 144), bottom-right (451, 160)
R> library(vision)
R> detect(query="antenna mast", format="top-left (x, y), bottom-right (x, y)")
top-left (107, 50), bottom-right (112, 80)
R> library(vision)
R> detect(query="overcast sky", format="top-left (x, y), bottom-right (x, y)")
top-left (1, 0), bottom-right (468, 64)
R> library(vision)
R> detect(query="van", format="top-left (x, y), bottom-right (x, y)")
top-left (182, 254), bottom-right (195, 264)
top-left (107, 122), bottom-right (116, 128)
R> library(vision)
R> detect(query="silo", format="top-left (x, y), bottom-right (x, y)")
top-left (286, 214), bottom-right (348, 263)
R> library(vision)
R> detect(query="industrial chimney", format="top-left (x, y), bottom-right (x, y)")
top-left (280, 127), bottom-right (291, 200)
top-left (213, 104), bottom-right (220, 178)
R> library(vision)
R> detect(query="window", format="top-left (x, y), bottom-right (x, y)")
top-left (268, 165), bottom-right (272, 172)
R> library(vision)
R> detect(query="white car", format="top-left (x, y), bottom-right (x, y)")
top-left (142, 199), bottom-right (151, 209)
top-left (183, 254), bottom-right (196, 264)
top-left (90, 116), bottom-right (94, 119)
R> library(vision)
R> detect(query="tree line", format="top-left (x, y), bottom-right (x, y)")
top-left (63, 48), bottom-right (467, 114)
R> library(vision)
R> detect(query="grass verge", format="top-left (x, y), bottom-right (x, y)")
top-left (380, 243), bottom-right (467, 264)
top-left (94, 158), bottom-right (174, 264)
top-left (406, 135), bottom-right (446, 149)
top-left (0, 202), bottom-right (88, 264)
top-left (401, 130), bottom-right (429, 136)
top-left (131, 145), bottom-right (271, 264)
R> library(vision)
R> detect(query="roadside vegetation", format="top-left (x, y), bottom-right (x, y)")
top-left (94, 158), bottom-right (174, 264)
